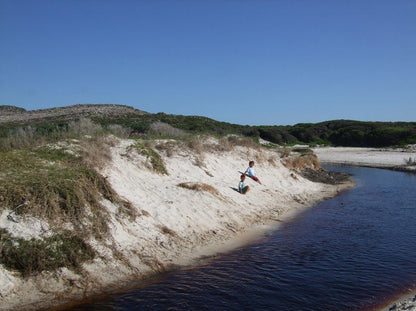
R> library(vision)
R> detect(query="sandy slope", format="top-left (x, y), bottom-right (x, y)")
top-left (0, 138), bottom-right (352, 310)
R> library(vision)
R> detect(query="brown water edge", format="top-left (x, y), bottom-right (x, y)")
top-left (375, 289), bottom-right (416, 311)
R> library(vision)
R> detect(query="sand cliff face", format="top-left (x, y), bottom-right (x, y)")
top-left (0, 138), bottom-right (352, 310)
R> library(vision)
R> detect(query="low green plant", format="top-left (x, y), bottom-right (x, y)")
top-left (0, 140), bottom-right (134, 238)
top-left (0, 229), bottom-right (95, 277)
top-left (131, 142), bottom-right (168, 175)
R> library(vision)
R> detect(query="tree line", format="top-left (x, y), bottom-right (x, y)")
top-left (94, 113), bottom-right (416, 147)
top-left (1, 105), bottom-right (415, 148)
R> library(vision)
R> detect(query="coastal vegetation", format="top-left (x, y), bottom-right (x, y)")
top-left (1, 229), bottom-right (94, 277)
top-left (0, 103), bottom-right (413, 282)
top-left (0, 119), bottom-right (137, 277)
top-left (1, 105), bottom-right (415, 148)
top-left (129, 142), bottom-right (169, 175)
top-left (0, 104), bottom-right (360, 310)
top-left (0, 135), bottom-right (133, 229)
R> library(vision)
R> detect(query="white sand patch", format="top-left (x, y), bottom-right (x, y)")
top-left (0, 210), bottom-right (51, 239)
top-left (313, 147), bottom-right (416, 170)
top-left (0, 269), bottom-right (18, 298)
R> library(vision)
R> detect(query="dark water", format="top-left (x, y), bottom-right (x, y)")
top-left (68, 166), bottom-right (416, 310)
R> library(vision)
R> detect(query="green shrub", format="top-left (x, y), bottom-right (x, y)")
top-left (0, 229), bottom-right (95, 277)
top-left (131, 143), bottom-right (168, 175)
top-left (0, 140), bottom-right (134, 237)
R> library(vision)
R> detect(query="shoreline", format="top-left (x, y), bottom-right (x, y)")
top-left (380, 290), bottom-right (416, 311)
top-left (2, 143), bottom-right (412, 310)
top-left (186, 178), bottom-right (355, 264)
top-left (53, 177), bottom-right (355, 311)
top-left (313, 147), bottom-right (416, 173)
top-left (0, 140), bottom-right (354, 311)
top-left (313, 147), bottom-right (416, 311)
top-left (320, 161), bottom-right (416, 174)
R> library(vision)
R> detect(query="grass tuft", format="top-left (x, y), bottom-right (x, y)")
top-left (283, 154), bottom-right (322, 171)
top-left (159, 225), bottom-right (178, 237)
top-left (130, 142), bottom-right (169, 175)
top-left (0, 139), bottom-right (133, 238)
top-left (177, 182), bottom-right (219, 196)
top-left (155, 141), bottom-right (178, 157)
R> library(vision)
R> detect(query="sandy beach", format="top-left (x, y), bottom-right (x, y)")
top-left (0, 138), bottom-right (353, 310)
top-left (313, 146), bottom-right (416, 172)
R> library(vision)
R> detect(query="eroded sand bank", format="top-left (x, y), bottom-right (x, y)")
top-left (0, 139), bottom-right (353, 310)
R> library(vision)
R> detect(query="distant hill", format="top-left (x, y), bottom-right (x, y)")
top-left (1, 104), bottom-right (415, 147)
top-left (0, 105), bottom-right (26, 115)
top-left (0, 104), bottom-right (146, 125)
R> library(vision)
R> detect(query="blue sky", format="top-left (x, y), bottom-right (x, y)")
top-left (1, 0), bottom-right (415, 125)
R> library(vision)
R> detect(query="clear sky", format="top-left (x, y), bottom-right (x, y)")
top-left (1, 0), bottom-right (415, 125)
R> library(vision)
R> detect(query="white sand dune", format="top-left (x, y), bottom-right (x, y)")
top-left (0, 138), bottom-right (352, 310)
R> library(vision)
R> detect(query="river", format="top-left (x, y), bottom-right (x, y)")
top-left (66, 165), bottom-right (416, 310)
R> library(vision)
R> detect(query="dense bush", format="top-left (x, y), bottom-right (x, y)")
top-left (1, 105), bottom-right (415, 147)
